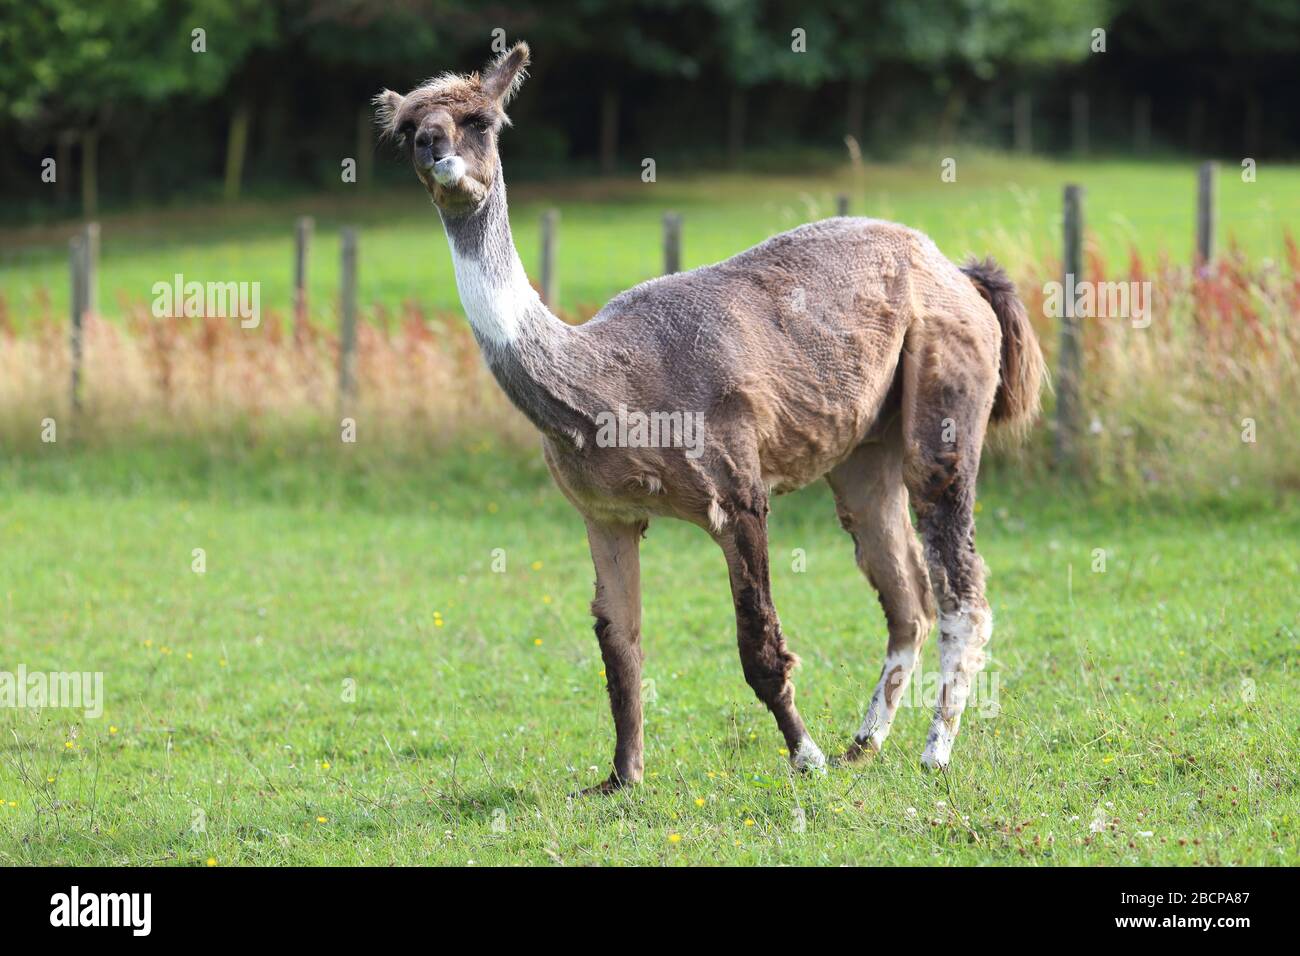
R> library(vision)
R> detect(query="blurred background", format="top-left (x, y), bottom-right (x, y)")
top-left (4, 0), bottom-right (1300, 210)
top-left (1, 0), bottom-right (1298, 495)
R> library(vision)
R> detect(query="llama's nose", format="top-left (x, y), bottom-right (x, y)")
top-left (415, 127), bottom-right (451, 165)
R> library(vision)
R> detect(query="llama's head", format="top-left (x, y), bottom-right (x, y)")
top-left (375, 42), bottom-right (530, 217)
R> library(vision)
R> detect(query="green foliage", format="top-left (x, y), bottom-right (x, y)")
top-left (1121, 0), bottom-right (1300, 56)
top-left (0, 0), bottom-right (1120, 123)
top-left (293, 0), bottom-right (448, 69)
top-left (880, 0), bottom-right (1114, 74)
top-left (3, 0), bottom-right (1295, 205)
top-left (0, 0), bottom-right (275, 122)
top-left (706, 0), bottom-right (1114, 87)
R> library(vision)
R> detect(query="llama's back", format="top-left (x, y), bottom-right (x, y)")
top-left (594, 216), bottom-right (918, 323)
top-left (574, 217), bottom-right (952, 491)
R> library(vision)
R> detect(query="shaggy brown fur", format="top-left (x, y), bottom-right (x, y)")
top-left (961, 257), bottom-right (1044, 427)
top-left (378, 42), bottom-right (1046, 790)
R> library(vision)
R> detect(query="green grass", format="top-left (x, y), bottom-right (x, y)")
top-left (3, 153), bottom-right (1297, 327)
top-left (1, 152), bottom-right (1296, 864)
top-left (0, 439), bottom-right (1296, 865)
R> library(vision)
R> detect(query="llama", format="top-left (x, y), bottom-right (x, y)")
top-left (376, 43), bottom-right (1045, 793)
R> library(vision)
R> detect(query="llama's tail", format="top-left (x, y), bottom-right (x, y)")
top-left (961, 256), bottom-right (1046, 431)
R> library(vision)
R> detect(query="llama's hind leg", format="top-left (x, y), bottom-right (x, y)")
top-left (913, 479), bottom-right (992, 771)
top-left (827, 429), bottom-right (936, 761)
top-left (903, 341), bottom-right (999, 770)
top-left (580, 518), bottom-right (645, 794)
top-left (717, 494), bottom-right (825, 772)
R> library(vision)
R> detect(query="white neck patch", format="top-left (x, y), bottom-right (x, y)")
top-left (447, 243), bottom-right (537, 348)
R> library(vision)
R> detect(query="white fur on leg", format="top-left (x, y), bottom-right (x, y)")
top-left (921, 605), bottom-right (992, 770)
top-left (920, 719), bottom-right (959, 770)
top-left (792, 736), bottom-right (827, 773)
top-left (855, 647), bottom-right (917, 751)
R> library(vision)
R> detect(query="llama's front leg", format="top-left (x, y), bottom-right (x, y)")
top-left (579, 518), bottom-right (645, 795)
top-left (719, 499), bottom-right (825, 772)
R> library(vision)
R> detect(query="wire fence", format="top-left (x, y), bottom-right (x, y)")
top-left (4, 160), bottom-right (1293, 454)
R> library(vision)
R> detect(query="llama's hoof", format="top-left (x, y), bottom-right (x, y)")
top-left (569, 772), bottom-right (635, 798)
top-left (921, 728), bottom-right (954, 770)
top-left (919, 751), bottom-right (949, 772)
top-left (836, 738), bottom-right (880, 767)
top-left (791, 737), bottom-right (827, 774)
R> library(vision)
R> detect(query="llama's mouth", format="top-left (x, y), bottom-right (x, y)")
top-left (432, 156), bottom-right (467, 187)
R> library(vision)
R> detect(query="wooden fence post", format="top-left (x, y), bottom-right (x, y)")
top-left (540, 209), bottom-right (558, 307)
top-left (338, 227), bottom-right (358, 416)
top-left (835, 194), bottom-right (849, 217)
top-left (1055, 184), bottom-right (1084, 469)
top-left (69, 234), bottom-right (87, 414)
top-left (81, 130), bottom-right (98, 218)
top-left (1196, 162), bottom-right (1216, 268)
top-left (294, 216), bottom-right (313, 341)
top-left (662, 212), bottom-right (682, 274)
top-left (82, 221), bottom-right (99, 317)
top-left (223, 103), bottom-right (251, 203)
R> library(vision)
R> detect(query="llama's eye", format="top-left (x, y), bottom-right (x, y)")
top-left (397, 121), bottom-right (415, 140)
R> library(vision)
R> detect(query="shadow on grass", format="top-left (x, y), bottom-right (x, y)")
top-left (437, 782), bottom-right (535, 819)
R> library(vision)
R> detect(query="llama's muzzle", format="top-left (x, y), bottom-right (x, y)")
top-left (432, 156), bottom-right (466, 187)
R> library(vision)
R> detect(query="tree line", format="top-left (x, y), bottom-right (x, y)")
top-left (2, 0), bottom-right (1297, 219)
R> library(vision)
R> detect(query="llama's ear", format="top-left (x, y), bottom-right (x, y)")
top-left (373, 89), bottom-right (405, 137)
top-left (482, 42), bottom-right (530, 107)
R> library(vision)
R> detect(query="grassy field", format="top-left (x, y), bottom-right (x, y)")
top-left (0, 441), bottom-right (1296, 866)
top-left (3, 153), bottom-right (1298, 326)
top-left (1, 153), bottom-right (1296, 866)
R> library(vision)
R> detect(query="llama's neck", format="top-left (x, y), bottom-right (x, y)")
top-left (439, 173), bottom-right (547, 349)
top-left (439, 173), bottom-right (587, 438)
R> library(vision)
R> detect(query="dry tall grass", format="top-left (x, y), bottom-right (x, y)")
top-left (2, 241), bottom-right (1296, 495)
top-left (1017, 235), bottom-right (1300, 493)
top-left (0, 300), bottom-right (533, 450)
